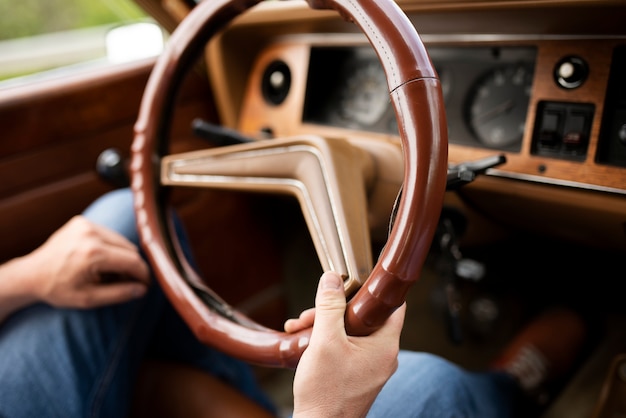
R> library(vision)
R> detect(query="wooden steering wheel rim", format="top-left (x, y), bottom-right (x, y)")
top-left (131, 0), bottom-right (448, 368)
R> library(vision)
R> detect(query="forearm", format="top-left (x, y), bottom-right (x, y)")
top-left (293, 384), bottom-right (376, 418)
top-left (0, 255), bottom-right (40, 324)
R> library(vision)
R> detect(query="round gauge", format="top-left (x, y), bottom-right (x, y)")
top-left (338, 61), bottom-right (389, 127)
top-left (465, 64), bottom-right (533, 148)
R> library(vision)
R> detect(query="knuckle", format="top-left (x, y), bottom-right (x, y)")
top-left (75, 297), bottom-right (89, 309)
top-left (77, 293), bottom-right (95, 308)
top-left (78, 240), bottom-right (103, 260)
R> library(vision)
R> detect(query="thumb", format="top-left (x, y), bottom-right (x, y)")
top-left (311, 272), bottom-right (347, 339)
top-left (83, 282), bottom-right (148, 307)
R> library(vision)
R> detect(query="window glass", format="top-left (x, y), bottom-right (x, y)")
top-left (0, 0), bottom-right (164, 86)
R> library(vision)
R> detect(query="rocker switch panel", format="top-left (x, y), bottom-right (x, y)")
top-left (532, 101), bottom-right (594, 161)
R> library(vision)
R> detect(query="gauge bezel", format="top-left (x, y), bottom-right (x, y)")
top-left (464, 62), bottom-right (535, 149)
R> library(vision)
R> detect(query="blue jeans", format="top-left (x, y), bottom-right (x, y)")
top-left (0, 188), bottom-right (519, 418)
top-left (368, 351), bottom-right (519, 417)
top-left (0, 188), bottom-right (274, 418)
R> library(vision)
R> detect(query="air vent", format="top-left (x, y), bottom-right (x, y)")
top-left (261, 60), bottom-right (291, 106)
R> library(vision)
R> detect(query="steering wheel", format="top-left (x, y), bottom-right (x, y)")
top-left (131, 0), bottom-right (448, 369)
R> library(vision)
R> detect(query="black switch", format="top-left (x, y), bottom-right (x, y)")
top-left (539, 110), bottom-right (562, 146)
top-left (563, 112), bottom-right (588, 147)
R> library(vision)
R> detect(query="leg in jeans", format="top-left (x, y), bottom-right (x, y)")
top-left (88, 189), bottom-right (275, 413)
top-left (0, 188), bottom-right (274, 418)
top-left (367, 351), bottom-right (521, 418)
top-left (0, 293), bottom-right (166, 418)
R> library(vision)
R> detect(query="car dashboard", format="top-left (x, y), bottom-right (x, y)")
top-left (191, 0), bottom-right (626, 252)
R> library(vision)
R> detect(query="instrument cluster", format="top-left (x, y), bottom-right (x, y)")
top-left (303, 45), bottom-right (537, 153)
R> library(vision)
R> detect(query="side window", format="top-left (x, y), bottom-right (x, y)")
top-left (0, 0), bottom-right (165, 87)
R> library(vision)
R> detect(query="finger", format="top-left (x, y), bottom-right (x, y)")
top-left (368, 303), bottom-right (407, 341)
top-left (310, 272), bottom-right (347, 340)
top-left (94, 245), bottom-right (151, 285)
top-left (87, 220), bottom-right (140, 252)
top-left (79, 282), bottom-right (148, 308)
top-left (284, 307), bottom-right (315, 333)
top-left (62, 216), bottom-right (137, 252)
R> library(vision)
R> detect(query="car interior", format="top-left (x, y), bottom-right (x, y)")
top-left (1, 0), bottom-right (626, 417)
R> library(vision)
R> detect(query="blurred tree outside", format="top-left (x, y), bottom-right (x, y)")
top-left (0, 0), bottom-right (146, 40)
top-left (0, 0), bottom-right (156, 83)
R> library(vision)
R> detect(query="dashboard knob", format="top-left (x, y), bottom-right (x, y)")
top-left (554, 56), bottom-right (588, 89)
top-left (96, 148), bottom-right (129, 188)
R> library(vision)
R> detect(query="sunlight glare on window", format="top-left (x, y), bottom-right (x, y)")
top-left (106, 22), bottom-right (164, 63)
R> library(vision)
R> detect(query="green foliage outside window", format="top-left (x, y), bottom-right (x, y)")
top-left (0, 0), bottom-right (150, 83)
top-left (0, 0), bottom-right (146, 41)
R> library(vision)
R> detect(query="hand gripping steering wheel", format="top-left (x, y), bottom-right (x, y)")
top-left (131, 0), bottom-right (448, 368)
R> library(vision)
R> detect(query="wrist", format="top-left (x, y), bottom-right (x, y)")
top-left (293, 398), bottom-right (369, 418)
top-left (0, 255), bottom-right (42, 323)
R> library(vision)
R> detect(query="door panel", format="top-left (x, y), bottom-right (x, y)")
top-left (0, 60), bottom-right (216, 261)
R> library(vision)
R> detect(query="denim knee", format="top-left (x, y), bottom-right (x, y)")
top-left (368, 351), bottom-right (515, 417)
top-left (82, 188), bottom-right (138, 245)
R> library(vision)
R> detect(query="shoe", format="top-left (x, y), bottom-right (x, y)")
top-left (491, 308), bottom-right (587, 396)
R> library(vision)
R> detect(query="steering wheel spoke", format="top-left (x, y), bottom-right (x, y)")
top-left (162, 135), bottom-right (374, 294)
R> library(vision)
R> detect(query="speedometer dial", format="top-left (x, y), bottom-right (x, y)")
top-left (337, 61), bottom-right (389, 127)
top-left (465, 64), bottom-right (533, 148)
